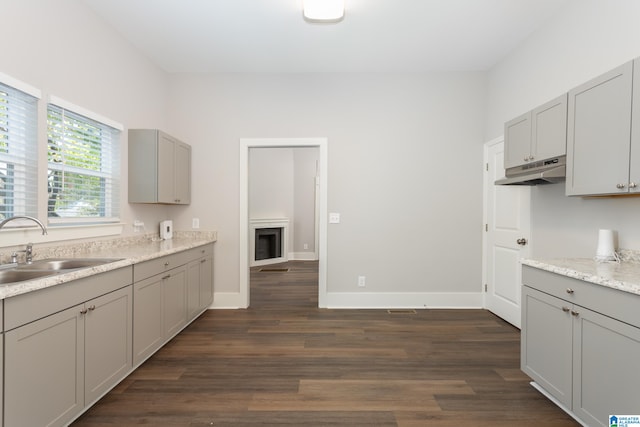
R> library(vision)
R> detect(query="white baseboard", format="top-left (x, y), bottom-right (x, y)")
top-left (212, 291), bottom-right (483, 310)
top-left (323, 292), bottom-right (484, 309)
top-left (288, 252), bottom-right (318, 261)
top-left (211, 292), bottom-right (248, 309)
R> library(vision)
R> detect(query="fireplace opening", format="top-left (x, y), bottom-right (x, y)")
top-left (255, 227), bottom-right (283, 261)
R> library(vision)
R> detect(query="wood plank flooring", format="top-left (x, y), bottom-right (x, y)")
top-left (73, 260), bottom-right (578, 426)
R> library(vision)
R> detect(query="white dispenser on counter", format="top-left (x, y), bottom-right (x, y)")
top-left (160, 220), bottom-right (173, 240)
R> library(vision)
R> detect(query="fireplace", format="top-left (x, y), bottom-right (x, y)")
top-left (250, 218), bottom-right (289, 267)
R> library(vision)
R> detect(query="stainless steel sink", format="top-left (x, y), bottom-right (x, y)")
top-left (20, 258), bottom-right (121, 271)
top-left (0, 269), bottom-right (61, 283)
top-left (0, 258), bottom-right (122, 284)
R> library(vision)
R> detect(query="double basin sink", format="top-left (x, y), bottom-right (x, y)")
top-left (0, 258), bottom-right (122, 285)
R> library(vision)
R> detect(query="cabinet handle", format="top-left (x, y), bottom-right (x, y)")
top-left (630, 182), bottom-right (637, 189)
top-left (88, 305), bottom-right (96, 311)
top-left (201, 259), bottom-right (207, 263)
top-left (162, 274), bottom-right (171, 280)
top-left (528, 155), bottom-right (534, 161)
top-left (616, 183), bottom-right (626, 189)
top-left (164, 261), bottom-right (170, 267)
top-left (524, 156), bottom-right (529, 162)
top-left (571, 310), bottom-right (580, 317)
top-left (80, 308), bottom-right (88, 315)
top-left (562, 306), bottom-right (570, 312)
top-left (566, 288), bottom-right (574, 294)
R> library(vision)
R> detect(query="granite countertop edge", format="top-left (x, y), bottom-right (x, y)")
top-left (0, 231), bottom-right (217, 300)
top-left (521, 256), bottom-right (640, 297)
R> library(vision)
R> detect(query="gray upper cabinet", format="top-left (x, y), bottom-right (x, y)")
top-left (504, 94), bottom-right (567, 169)
top-left (566, 61), bottom-right (635, 196)
top-left (128, 129), bottom-right (191, 204)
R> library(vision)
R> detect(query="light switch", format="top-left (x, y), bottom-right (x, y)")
top-left (329, 213), bottom-right (341, 224)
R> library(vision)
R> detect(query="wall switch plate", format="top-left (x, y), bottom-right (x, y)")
top-left (329, 213), bottom-right (341, 224)
top-left (192, 218), bottom-right (200, 229)
top-left (303, 243), bottom-right (309, 250)
top-left (133, 220), bottom-right (144, 232)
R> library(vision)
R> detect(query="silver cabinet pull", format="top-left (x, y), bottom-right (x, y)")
top-left (571, 310), bottom-right (580, 317)
top-left (162, 274), bottom-right (171, 280)
top-left (88, 305), bottom-right (96, 311)
top-left (516, 238), bottom-right (528, 246)
top-left (630, 182), bottom-right (637, 189)
top-left (562, 306), bottom-right (570, 312)
top-left (566, 288), bottom-right (574, 294)
top-left (201, 259), bottom-right (207, 263)
top-left (80, 308), bottom-right (88, 315)
top-left (617, 183), bottom-right (626, 189)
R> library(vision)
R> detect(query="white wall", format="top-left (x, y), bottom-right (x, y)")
top-left (0, 0), bottom-right (171, 246)
top-left (485, 0), bottom-right (640, 257)
top-left (168, 72), bottom-right (486, 307)
top-left (292, 147), bottom-right (318, 257)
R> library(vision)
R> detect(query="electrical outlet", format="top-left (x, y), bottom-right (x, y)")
top-left (133, 220), bottom-right (144, 232)
top-left (329, 213), bottom-right (341, 224)
top-left (358, 276), bottom-right (366, 287)
top-left (192, 218), bottom-right (200, 229)
top-left (303, 243), bottom-right (308, 250)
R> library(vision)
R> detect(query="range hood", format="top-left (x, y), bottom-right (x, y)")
top-left (495, 156), bottom-right (566, 186)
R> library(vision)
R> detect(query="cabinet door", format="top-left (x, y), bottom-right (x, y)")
top-left (5, 305), bottom-right (85, 427)
top-left (157, 132), bottom-right (176, 203)
top-left (572, 307), bottom-right (640, 427)
top-left (504, 111), bottom-right (532, 169)
top-left (566, 61), bottom-right (633, 196)
top-left (521, 286), bottom-right (573, 408)
top-left (199, 254), bottom-right (214, 310)
top-left (187, 258), bottom-right (202, 320)
top-left (532, 94), bottom-right (567, 162)
top-left (174, 141), bottom-right (191, 204)
top-left (85, 286), bottom-right (133, 404)
top-left (133, 274), bottom-right (164, 366)
top-left (163, 266), bottom-right (187, 338)
top-left (629, 59), bottom-right (640, 192)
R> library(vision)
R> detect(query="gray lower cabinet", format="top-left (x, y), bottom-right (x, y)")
top-left (522, 266), bottom-right (640, 426)
top-left (4, 284), bottom-right (132, 427)
top-left (187, 245), bottom-right (214, 321)
top-left (133, 264), bottom-right (187, 366)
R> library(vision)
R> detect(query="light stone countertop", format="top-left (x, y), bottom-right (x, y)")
top-left (0, 231), bottom-right (217, 300)
top-left (521, 252), bottom-right (640, 297)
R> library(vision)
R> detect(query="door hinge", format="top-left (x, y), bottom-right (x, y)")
top-left (485, 224), bottom-right (488, 232)
top-left (484, 284), bottom-right (488, 292)
top-left (486, 163), bottom-right (489, 172)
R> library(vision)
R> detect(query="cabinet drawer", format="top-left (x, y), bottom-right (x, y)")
top-left (5, 267), bottom-right (133, 331)
top-left (133, 251), bottom-right (191, 282)
top-left (522, 265), bottom-right (640, 327)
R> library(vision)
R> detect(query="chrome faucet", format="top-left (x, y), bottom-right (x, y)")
top-left (0, 216), bottom-right (48, 235)
top-left (12, 243), bottom-right (34, 264)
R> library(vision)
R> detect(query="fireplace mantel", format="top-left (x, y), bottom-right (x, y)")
top-left (249, 218), bottom-right (289, 267)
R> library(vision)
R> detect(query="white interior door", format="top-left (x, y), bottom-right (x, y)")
top-left (483, 138), bottom-right (531, 328)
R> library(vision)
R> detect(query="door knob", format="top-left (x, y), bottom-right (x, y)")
top-left (516, 238), bottom-right (528, 246)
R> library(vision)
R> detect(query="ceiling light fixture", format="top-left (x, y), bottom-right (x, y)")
top-left (303, 0), bottom-right (345, 23)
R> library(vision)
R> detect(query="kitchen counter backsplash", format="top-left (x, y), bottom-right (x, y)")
top-left (2, 231), bottom-right (216, 263)
top-left (522, 248), bottom-right (640, 296)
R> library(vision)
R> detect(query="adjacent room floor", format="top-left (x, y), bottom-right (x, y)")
top-left (73, 260), bottom-right (578, 426)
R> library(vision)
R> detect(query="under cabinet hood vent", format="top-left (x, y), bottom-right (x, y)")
top-left (495, 156), bottom-right (566, 186)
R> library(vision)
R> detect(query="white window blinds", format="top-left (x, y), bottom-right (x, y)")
top-left (47, 103), bottom-right (120, 222)
top-left (0, 82), bottom-right (38, 221)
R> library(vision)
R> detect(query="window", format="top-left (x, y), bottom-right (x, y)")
top-left (0, 79), bottom-right (39, 221)
top-left (47, 99), bottom-right (121, 222)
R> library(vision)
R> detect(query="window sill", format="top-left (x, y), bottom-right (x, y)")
top-left (0, 222), bottom-right (124, 248)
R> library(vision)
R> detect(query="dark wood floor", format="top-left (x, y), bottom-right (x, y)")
top-left (73, 260), bottom-right (578, 426)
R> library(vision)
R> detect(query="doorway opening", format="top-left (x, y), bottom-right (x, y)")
top-left (239, 138), bottom-right (328, 308)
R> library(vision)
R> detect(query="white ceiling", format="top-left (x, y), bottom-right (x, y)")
top-left (83, 0), bottom-right (571, 73)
